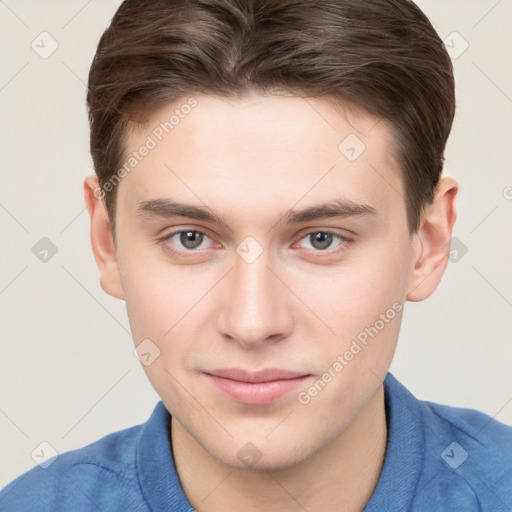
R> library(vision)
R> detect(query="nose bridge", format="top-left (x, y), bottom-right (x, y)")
top-left (216, 247), bottom-right (291, 346)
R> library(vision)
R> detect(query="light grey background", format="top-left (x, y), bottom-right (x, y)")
top-left (1, 0), bottom-right (511, 488)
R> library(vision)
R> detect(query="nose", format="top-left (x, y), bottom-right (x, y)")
top-left (215, 249), bottom-right (294, 349)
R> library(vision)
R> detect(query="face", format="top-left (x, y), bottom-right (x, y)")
top-left (113, 93), bottom-right (415, 470)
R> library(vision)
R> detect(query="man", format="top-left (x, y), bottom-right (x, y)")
top-left (1, 0), bottom-right (511, 510)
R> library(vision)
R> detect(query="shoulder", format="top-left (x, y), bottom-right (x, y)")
top-left (383, 373), bottom-right (512, 510)
top-left (425, 400), bottom-right (512, 447)
top-left (422, 398), bottom-right (512, 461)
top-left (0, 424), bottom-right (148, 512)
top-left (418, 398), bottom-right (512, 510)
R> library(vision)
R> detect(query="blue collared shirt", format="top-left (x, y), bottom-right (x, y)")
top-left (1, 373), bottom-right (511, 511)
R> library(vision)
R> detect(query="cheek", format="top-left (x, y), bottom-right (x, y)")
top-left (121, 256), bottom-right (213, 375)
top-left (121, 265), bottom-right (194, 409)
top-left (288, 241), bottom-right (408, 334)
top-left (304, 241), bottom-right (408, 384)
top-left (118, 240), bottom-right (195, 339)
top-left (123, 274), bottom-right (172, 341)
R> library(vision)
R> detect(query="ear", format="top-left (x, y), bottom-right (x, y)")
top-left (83, 175), bottom-right (125, 300)
top-left (406, 176), bottom-right (458, 302)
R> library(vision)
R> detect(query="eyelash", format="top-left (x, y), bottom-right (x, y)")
top-left (156, 229), bottom-right (352, 259)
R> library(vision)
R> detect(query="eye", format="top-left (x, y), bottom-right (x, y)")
top-left (296, 231), bottom-right (350, 252)
top-left (161, 230), bottom-right (214, 251)
top-left (157, 228), bottom-right (351, 258)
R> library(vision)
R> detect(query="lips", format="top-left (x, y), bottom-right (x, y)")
top-left (207, 368), bottom-right (308, 382)
top-left (204, 368), bottom-right (311, 405)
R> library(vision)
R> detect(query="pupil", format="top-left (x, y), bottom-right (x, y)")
top-left (312, 232), bottom-right (332, 250)
top-left (181, 231), bottom-right (203, 249)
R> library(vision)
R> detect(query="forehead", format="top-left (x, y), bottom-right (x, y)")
top-left (118, 93), bottom-right (405, 229)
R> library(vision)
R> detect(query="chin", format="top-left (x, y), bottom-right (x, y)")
top-left (208, 437), bottom-right (317, 472)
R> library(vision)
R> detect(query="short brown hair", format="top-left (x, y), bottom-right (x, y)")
top-left (87, 0), bottom-right (455, 236)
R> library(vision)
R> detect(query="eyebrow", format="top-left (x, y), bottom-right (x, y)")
top-left (135, 197), bottom-right (377, 230)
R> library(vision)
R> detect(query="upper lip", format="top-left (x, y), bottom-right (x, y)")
top-left (206, 368), bottom-right (309, 383)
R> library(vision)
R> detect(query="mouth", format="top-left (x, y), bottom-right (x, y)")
top-left (203, 368), bottom-right (312, 405)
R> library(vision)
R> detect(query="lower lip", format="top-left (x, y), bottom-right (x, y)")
top-left (205, 374), bottom-right (311, 405)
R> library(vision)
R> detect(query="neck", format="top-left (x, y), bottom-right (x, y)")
top-left (171, 385), bottom-right (387, 512)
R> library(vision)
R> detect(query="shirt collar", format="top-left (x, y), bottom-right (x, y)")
top-left (136, 401), bottom-right (193, 511)
top-left (363, 372), bottom-right (426, 511)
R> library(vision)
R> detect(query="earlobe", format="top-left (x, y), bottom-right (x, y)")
top-left (406, 176), bottom-right (458, 302)
top-left (83, 175), bottom-right (125, 300)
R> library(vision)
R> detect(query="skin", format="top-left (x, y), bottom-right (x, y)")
top-left (84, 93), bottom-right (458, 511)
